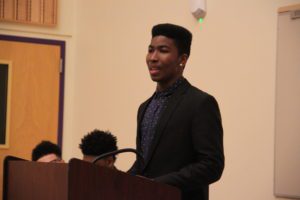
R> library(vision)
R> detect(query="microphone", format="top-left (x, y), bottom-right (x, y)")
top-left (92, 148), bottom-right (144, 165)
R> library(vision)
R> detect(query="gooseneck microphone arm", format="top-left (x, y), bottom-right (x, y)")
top-left (92, 148), bottom-right (144, 165)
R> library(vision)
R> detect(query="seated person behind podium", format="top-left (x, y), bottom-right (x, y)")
top-left (79, 129), bottom-right (118, 169)
top-left (32, 140), bottom-right (64, 163)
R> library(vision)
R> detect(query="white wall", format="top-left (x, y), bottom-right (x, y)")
top-left (1, 0), bottom-right (300, 199)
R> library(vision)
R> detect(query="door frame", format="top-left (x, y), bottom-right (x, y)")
top-left (0, 34), bottom-right (65, 148)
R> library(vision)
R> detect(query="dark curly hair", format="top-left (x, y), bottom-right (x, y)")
top-left (79, 129), bottom-right (118, 159)
top-left (32, 141), bottom-right (62, 161)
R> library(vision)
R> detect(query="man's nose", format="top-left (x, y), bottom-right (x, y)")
top-left (149, 51), bottom-right (158, 61)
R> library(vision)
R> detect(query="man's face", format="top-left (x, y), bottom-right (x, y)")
top-left (37, 153), bottom-right (63, 163)
top-left (83, 155), bottom-right (115, 168)
top-left (146, 35), bottom-right (184, 89)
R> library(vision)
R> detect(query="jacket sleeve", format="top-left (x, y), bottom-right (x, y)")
top-left (127, 102), bottom-right (147, 175)
top-left (154, 95), bottom-right (225, 190)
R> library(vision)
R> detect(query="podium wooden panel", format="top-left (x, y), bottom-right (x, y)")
top-left (3, 157), bottom-right (181, 200)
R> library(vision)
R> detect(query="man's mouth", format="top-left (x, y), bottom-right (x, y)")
top-left (149, 67), bottom-right (160, 76)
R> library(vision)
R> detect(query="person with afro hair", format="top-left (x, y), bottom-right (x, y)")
top-left (79, 129), bottom-right (118, 169)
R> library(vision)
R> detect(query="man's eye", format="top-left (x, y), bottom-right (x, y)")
top-left (160, 49), bottom-right (169, 53)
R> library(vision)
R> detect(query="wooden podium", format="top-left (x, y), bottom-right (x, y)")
top-left (3, 157), bottom-right (181, 200)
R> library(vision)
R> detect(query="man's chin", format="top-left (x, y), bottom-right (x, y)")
top-left (151, 77), bottom-right (159, 82)
top-left (150, 76), bottom-right (160, 82)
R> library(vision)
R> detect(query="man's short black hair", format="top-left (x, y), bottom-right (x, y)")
top-left (79, 129), bottom-right (118, 159)
top-left (32, 141), bottom-right (62, 161)
top-left (152, 23), bottom-right (192, 56)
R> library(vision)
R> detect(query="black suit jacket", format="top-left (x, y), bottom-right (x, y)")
top-left (130, 79), bottom-right (224, 200)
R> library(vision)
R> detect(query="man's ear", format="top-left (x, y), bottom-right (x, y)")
top-left (179, 54), bottom-right (189, 69)
top-left (105, 156), bottom-right (115, 168)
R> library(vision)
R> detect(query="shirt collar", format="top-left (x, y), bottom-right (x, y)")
top-left (154, 77), bottom-right (185, 99)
